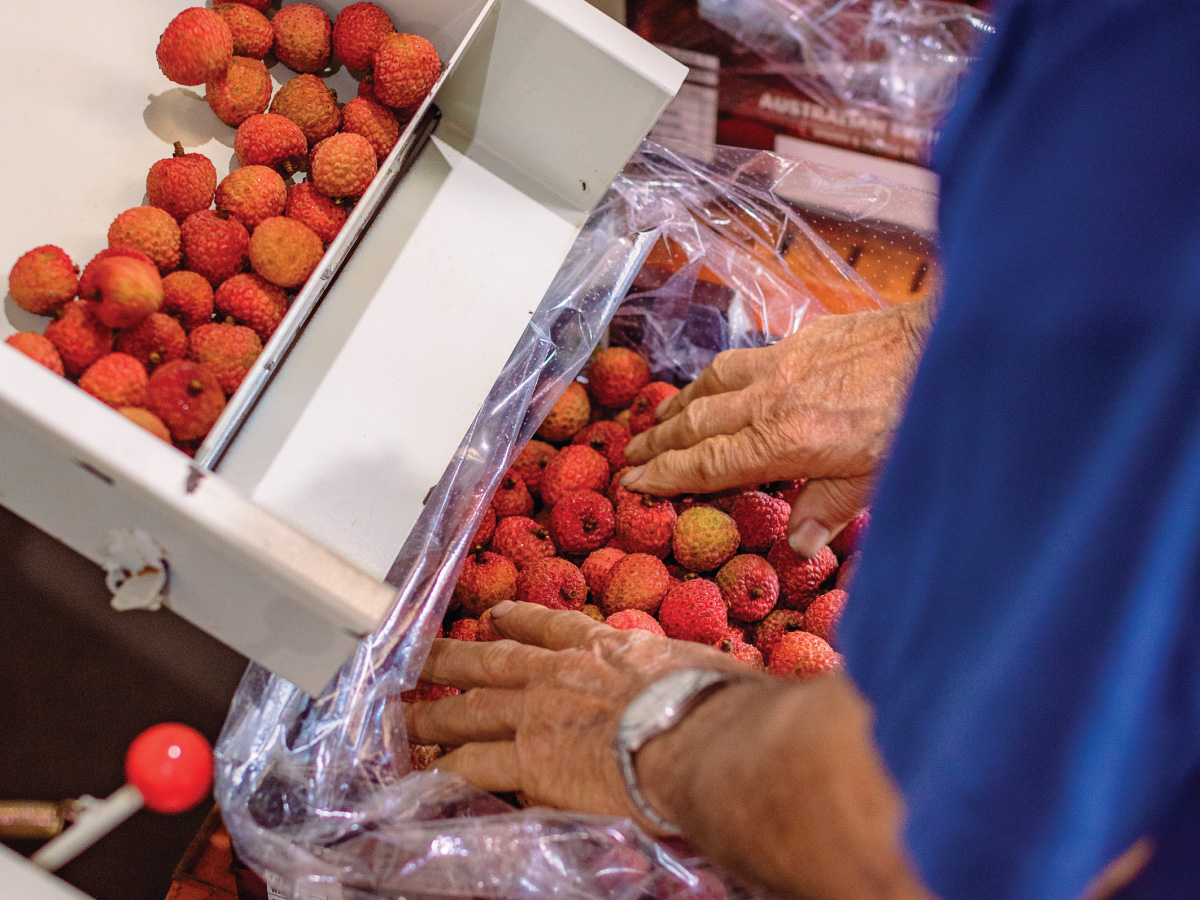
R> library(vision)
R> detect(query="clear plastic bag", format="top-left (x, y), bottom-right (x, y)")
top-left (215, 141), bottom-right (928, 898)
top-left (698, 0), bottom-right (993, 133)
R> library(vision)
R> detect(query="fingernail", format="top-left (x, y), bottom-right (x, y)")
top-left (788, 521), bottom-right (831, 558)
top-left (655, 398), bottom-right (673, 418)
top-left (490, 600), bottom-right (517, 619)
top-left (621, 466), bottom-right (645, 488)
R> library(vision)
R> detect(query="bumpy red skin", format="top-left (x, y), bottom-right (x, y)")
top-left (235, 115), bottom-right (309, 174)
top-left (84, 257), bottom-right (164, 330)
top-left (249, 216), bottom-right (323, 289)
top-left (147, 360), bottom-right (226, 442)
top-left (401, 682), bottom-right (460, 702)
top-left (716, 554), bottom-right (780, 622)
top-left (284, 182), bottom-right (347, 244)
top-left (658, 579), bottom-right (728, 645)
top-left (78, 249), bottom-right (153, 301)
top-left (310, 133), bottom-right (378, 198)
top-left (108, 207), bottom-right (181, 274)
top-left (206, 57), bottom-right (272, 127)
top-left (492, 516), bottom-right (557, 570)
top-left (119, 407), bottom-right (172, 442)
top-left (214, 273), bottom-right (287, 341)
top-left (339, 97), bottom-right (401, 162)
top-left (830, 509), bottom-right (871, 559)
top-left (835, 551), bottom-right (860, 591)
top-left (453, 550), bottom-right (517, 617)
top-left (161, 271), bottom-right (214, 330)
top-left (512, 440), bottom-right (557, 497)
top-left (157, 8), bottom-right (233, 86)
top-left (540, 444), bottom-right (610, 507)
top-left (147, 147), bottom-right (217, 223)
top-left (606, 609), bottom-right (665, 636)
top-left (613, 493), bottom-right (676, 558)
top-left (581, 603), bottom-right (606, 622)
top-left (767, 541), bottom-right (838, 611)
top-left (224, 0), bottom-right (270, 11)
top-left (548, 490), bottom-right (615, 555)
top-left (581, 547), bottom-right (626, 599)
top-left (471, 504), bottom-right (497, 550)
top-left (333, 2), bottom-right (395, 72)
top-left (215, 166), bottom-right (288, 231)
top-left (181, 210), bottom-right (249, 286)
top-left (730, 490), bottom-right (790, 553)
top-left (189, 323), bottom-right (262, 394)
top-left (602, 552), bottom-right (671, 616)
top-left (516, 557), bottom-right (587, 611)
top-left (628, 382), bottom-right (679, 435)
top-left (672, 507), bottom-right (741, 573)
top-left (770, 478), bottom-right (808, 505)
top-left (492, 470), bottom-right (534, 518)
top-left (536, 381), bottom-right (591, 443)
top-left (572, 420), bottom-right (631, 471)
top-left (116, 313), bottom-right (188, 371)
top-left (587, 347), bottom-right (651, 408)
top-left (476, 609), bottom-right (503, 641)
top-left (44, 301), bottom-right (113, 376)
top-left (213, 4), bottom-right (273, 59)
top-left (721, 638), bottom-right (765, 669)
top-left (802, 588), bottom-right (848, 647)
top-left (79, 353), bottom-right (149, 409)
top-left (608, 466), bottom-right (636, 507)
top-left (753, 609), bottom-right (807, 660)
top-left (271, 4), bottom-right (332, 74)
top-left (6, 333), bottom-right (65, 375)
top-left (372, 33), bottom-right (441, 109)
top-left (270, 75), bottom-right (341, 144)
top-left (768, 631), bottom-right (842, 678)
top-left (8, 245), bottom-right (78, 315)
top-left (448, 618), bottom-right (479, 641)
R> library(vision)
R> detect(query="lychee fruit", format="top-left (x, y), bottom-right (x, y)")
top-left (471, 504), bottom-right (497, 550)
top-left (715, 554), bottom-right (779, 622)
top-left (333, 2), bottom-right (395, 72)
top-left (147, 359), bottom-right (226, 442)
top-left (830, 509), bottom-right (870, 559)
top-left (5, 333), bottom-right (64, 375)
top-left (448, 618), bottom-right (479, 641)
top-left (772, 478), bottom-right (807, 505)
top-left (581, 603), bottom-right (605, 622)
top-left (189, 322), bottom-right (262, 394)
top-left (835, 551), bottom-right (860, 591)
top-left (658, 579), bottom-right (727, 644)
top-left (491, 470), bottom-right (534, 518)
top-left (754, 609), bottom-right (807, 660)
top-left (587, 347), bottom-right (650, 408)
top-left (400, 681), bottom-right (460, 702)
top-left (452, 550), bottom-right (517, 616)
top-left (719, 638), bottom-right (764, 669)
top-left (79, 353), bottom-right (149, 409)
top-left (248, 216), bottom-right (323, 288)
top-left (181, 210), bottom-right (249, 286)
top-left (768, 631), bottom-right (842, 678)
top-left (548, 490), bottom-right (615, 555)
top-left (272, 3), bottom-right (332, 74)
top-left (310, 132), bottom-right (378, 199)
top-left (476, 608), bottom-right (503, 641)
top-left (119, 407), bottom-right (172, 442)
top-left (116, 312), bottom-right (189, 371)
top-left (78, 248), bottom-right (156, 301)
top-left (214, 272), bottom-right (288, 340)
top-left (628, 382), bottom-right (679, 435)
top-left (108, 207), bottom-right (182, 274)
top-left (212, 4), bottom-right (273, 59)
top-left (606, 609), bottom-right (665, 636)
top-left (206, 56), bottom-right (272, 127)
top-left (537, 381), bottom-right (590, 442)
top-left (613, 493), bottom-right (676, 558)
top-left (147, 143), bottom-right (218, 223)
top-left (491, 516), bottom-right (556, 570)
top-left (235, 114), bottom-right (309, 175)
top-left (511, 440), bottom-right (557, 497)
top-left (156, 8), bottom-right (233, 86)
top-left (222, 0), bottom-right (270, 11)
top-left (767, 542), bottom-right (837, 611)
top-left (802, 589), bottom-right (847, 647)
top-left (730, 491), bottom-right (790, 553)
top-left (409, 743), bottom-right (445, 772)
top-left (608, 466), bottom-right (636, 507)
top-left (82, 256), bottom-right (163, 329)
top-left (215, 166), bottom-right (287, 231)
top-left (581, 547), bottom-right (626, 600)
top-left (161, 270), bottom-right (215, 330)
top-left (572, 420), bottom-right (631, 471)
top-left (602, 552), bottom-right (671, 616)
top-left (672, 507), bottom-right (740, 573)
top-left (340, 97), bottom-right (401, 162)
top-left (539, 444), bottom-right (610, 506)
top-left (270, 75), bottom-right (341, 144)
top-left (372, 33), bottom-right (441, 109)
top-left (516, 557), bottom-right (587, 611)
top-left (284, 182), bottom-right (347, 244)
top-left (44, 301), bottom-right (113, 376)
top-left (8, 246), bottom-right (78, 315)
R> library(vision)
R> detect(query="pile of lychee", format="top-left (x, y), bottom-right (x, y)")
top-left (4, 2), bottom-right (441, 451)
top-left (406, 345), bottom-right (868, 767)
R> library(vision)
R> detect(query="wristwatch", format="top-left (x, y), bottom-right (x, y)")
top-left (613, 668), bottom-right (745, 835)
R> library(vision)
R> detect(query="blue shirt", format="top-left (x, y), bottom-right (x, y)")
top-left (840, 1), bottom-right (1200, 897)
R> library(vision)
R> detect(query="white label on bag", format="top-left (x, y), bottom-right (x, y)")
top-left (264, 870), bottom-right (345, 900)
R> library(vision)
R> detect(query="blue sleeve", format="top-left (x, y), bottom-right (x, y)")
top-left (839, 1), bottom-right (1200, 897)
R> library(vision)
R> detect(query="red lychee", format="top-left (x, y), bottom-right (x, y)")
top-left (613, 493), bottom-right (676, 558)
top-left (181, 210), bottom-right (249, 286)
top-left (284, 182), bottom-right (347, 244)
top-left (270, 75), bottom-right (341, 144)
top-left (147, 143), bottom-right (217, 223)
top-left (82, 256), bottom-right (163, 329)
top-left (214, 272), bottom-right (287, 341)
top-left (511, 440), bottom-right (557, 497)
top-left (587, 347), bottom-right (650, 408)
top-left (373, 33), bottom-right (441, 109)
top-left (44, 301), bottom-right (113, 376)
top-left (157, 8), bottom-right (233, 87)
top-left (548, 490), bottom-right (615, 555)
top-left (491, 516), bottom-right (556, 570)
top-left (8, 245), bottom-right (78, 315)
top-left (769, 631), bottom-right (842, 678)
top-left (602, 552), bottom-right (671, 616)
top-left (471, 504), bottom-right (497, 550)
top-left (830, 509), bottom-right (871, 560)
top-left (539, 444), bottom-right (610, 507)
top-left (572, 420), bottom-right (631, 471)
top-left (581, 547), bottom-right (626, 599)
top-left (333, 2), bottom-right (395, 72)
top-left (448, 618), bottom-right (479, 641)
top-left (212, 4), bottom-right (273, 59)
top-left (537, 381), bottom-right (590, 442)
top-left (79, 353), bottom-right (149, 409)
top-left (516, 557), bottom-right (587, 611)
top-left (658, 579), bottom-right (727, 644)
top-left (271, 3), bottom-right (332, 74)
top-left (608, 466), bottom-right (636, 507)
top-left (340, 97), bottom-right (401, 162)
top-left (189, 322), bottom-right (261, 394)
top-left (119, 407), bottom-right (172, 442)
top-left (672, 507), bottom-right (740, 573)
top-left (720, 638), bottom-right (765, 669)
top-left (628, 382), bottom-right (679, 435)
top-left (767, 542), bottom-right (837, 611)
top-left (235, 114), bottom-right (309, 175)
top-left (206, 56), bottom-right (272, 127)
top-left (802, 588), bottom-right (847, 647)
top-left (147, 359), bottom-right (226, 442)
top-left (715, 554), bottom-right (779, 622)
top-left (730, 490), bottom-right (790, 553)
top-left (161, 270), bottom-right (215, 330)
top-left (223, 0), bottom-right (270, 10)
top-left (5, 333), bottom-right (64, 375)
top-left (453, 550), bottom-right (517, 617)
top-left (108, 207), bottom-right (181, 274)
top-left (249, 216), bottom-right (323, 288)
top-left (835, 551), bottom-right (860, 591)
top-left (491, 470), bottom-right (534, 518)
top-left (606, 609), bottom-right (665, 635)
top-left (215, 166), bottom-right (288, 231)
top-left (754, 609), bottom-right (807, 660)
top-left (310, 132), bottom-right (378, 199)
top-left (116, 312), bottom-right (188, 371)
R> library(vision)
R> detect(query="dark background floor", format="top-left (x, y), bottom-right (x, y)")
top-left (0, 505), bottom-right (248, 900)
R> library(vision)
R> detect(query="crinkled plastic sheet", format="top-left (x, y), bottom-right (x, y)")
top-left (699, 0), bottom-right (993, 131)
top-left (215, 141), bottom-right (916, 898)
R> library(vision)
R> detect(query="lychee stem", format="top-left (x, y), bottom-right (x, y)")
top-left (473, 550), bottom-right (488, 565)
top-left (173, 141), bottom-right (186, 158)
top-left (186, 379), bottom-right (205, 396)
top-left (582, 518), bottom-right (597, 533)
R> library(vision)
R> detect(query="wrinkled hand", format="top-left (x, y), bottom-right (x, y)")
top-left (623, 301), bottom-right (929, 556)
top-left (400, 601), bottom-right (753, 831)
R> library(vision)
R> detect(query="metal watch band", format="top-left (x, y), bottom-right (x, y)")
top-left (613, 668), bottom-right (744, 836)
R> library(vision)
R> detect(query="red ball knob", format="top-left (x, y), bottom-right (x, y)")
top-left (124, 723), bottom-right (214, 814)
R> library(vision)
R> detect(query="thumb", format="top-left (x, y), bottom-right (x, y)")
top-left (786, 476), bottom-right (872, 558)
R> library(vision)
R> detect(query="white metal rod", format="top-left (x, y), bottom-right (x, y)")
top-left (30, 785), bottom-right (143, 872)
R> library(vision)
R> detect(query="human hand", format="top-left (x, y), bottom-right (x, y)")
top-left (622, 301), bottom-right (929, 557)
top-left (400, 601), bottom-right (757, 832)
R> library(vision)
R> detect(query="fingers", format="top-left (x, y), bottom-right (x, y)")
top-left (625, 391), bottom-right (755, 465)
top-left (434, 742), bottom-right (521, 793)
top-left (405, 687), bottom-right (524, 745)
top-left (787, 475), bottom-right (873, 557)
top-left (421, 637), bottom-right (558, 689)
top-left (621, 430), bottom-right (774, 496)
top-left (656, 347), bottom-right (775, 421)
top-left (490, 601), bottom-right (611, 651)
